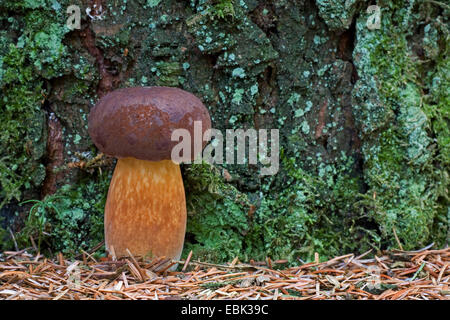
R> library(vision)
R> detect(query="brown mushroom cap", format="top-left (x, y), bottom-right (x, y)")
top-left (88, 86), bottom-right (211, 162)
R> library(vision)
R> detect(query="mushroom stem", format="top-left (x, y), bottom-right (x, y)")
top-left (104, 157), bottom-right (186, 260)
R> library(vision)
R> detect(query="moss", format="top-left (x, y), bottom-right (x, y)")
top-left (0, 1), bottom-right (72, 207)
top-left (207, 0), bottom-right (235, 21)
top-left (247, 153), bottom-right (377, 263)
top-left (16, 171), bottom-right (110, 256)
top-left (154, 61), bottom-right (183, 87)
top-left (352, 0), bottom-right (449, 250)
top-left (0, 42), bottom-right (47, 207)
top-left (181, 154), bottom-right (377, 265)
top-left (189, 0), bottom-right (236, 23)
top-left (182, 162), bottom-right (252, 262)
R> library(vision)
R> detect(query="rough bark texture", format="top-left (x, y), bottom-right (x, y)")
top-left (0, 0), bottom-right (448, 263)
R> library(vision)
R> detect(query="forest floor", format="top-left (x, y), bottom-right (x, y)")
top-left (0, 246), bottom-right (448, 300)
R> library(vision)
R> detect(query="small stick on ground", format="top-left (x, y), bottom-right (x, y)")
top-left (182, 251), bottom-right (193, 272)
top-left (392, 227), bottom-right (404, 251)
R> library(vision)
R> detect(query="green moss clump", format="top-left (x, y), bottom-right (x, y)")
top-left (182, 162), bottom-right (252, 262)
top-left (189, 0), bottom-right (235, 22)
top-left (248, 154), bottom-right (378, 263)
top-left (352, 1), bottom-right (449, 249)
top-left (16, 172), bottom-right (110, 257)
top-left (0, 40), bottom-right (47, 207)
top-left (182, 157), bottom-right (378, 265)
top-left (154, 61), bottom-right (183, 87)
top-left (207, 0), bottom-right (235, 21)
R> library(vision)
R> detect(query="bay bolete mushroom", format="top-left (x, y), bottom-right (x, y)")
top-left (88, 86), bottom-right (211, 261)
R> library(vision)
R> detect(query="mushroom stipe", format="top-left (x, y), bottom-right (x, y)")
top-left (105, 158), bottom-right (186, 260)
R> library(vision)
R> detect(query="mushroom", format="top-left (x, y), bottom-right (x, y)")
top-left (88, 86), bottom-right (211, 261)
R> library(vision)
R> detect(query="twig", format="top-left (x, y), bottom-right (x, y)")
top-left (410, 262), bottom-right (426, 281)
top-left (182, 251), bottom-right (193, 272)
top-left (8, 228), bottom-right (18, 252)
top-left (392, 243), bottom-right (435, 254)
top-left (422, 0), bottom-right (450, 10)
top-left (392, 227), bottom-right (404, 251)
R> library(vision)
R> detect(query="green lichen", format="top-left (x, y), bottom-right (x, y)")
top-left (315, 0), bottom-right (362, 31)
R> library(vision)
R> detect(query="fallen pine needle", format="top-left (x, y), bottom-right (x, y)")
top-left (0, 246), bottom-right (448, 300)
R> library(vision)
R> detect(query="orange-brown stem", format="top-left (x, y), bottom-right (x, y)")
top-left (105, 158), bottom-right (186, 260)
